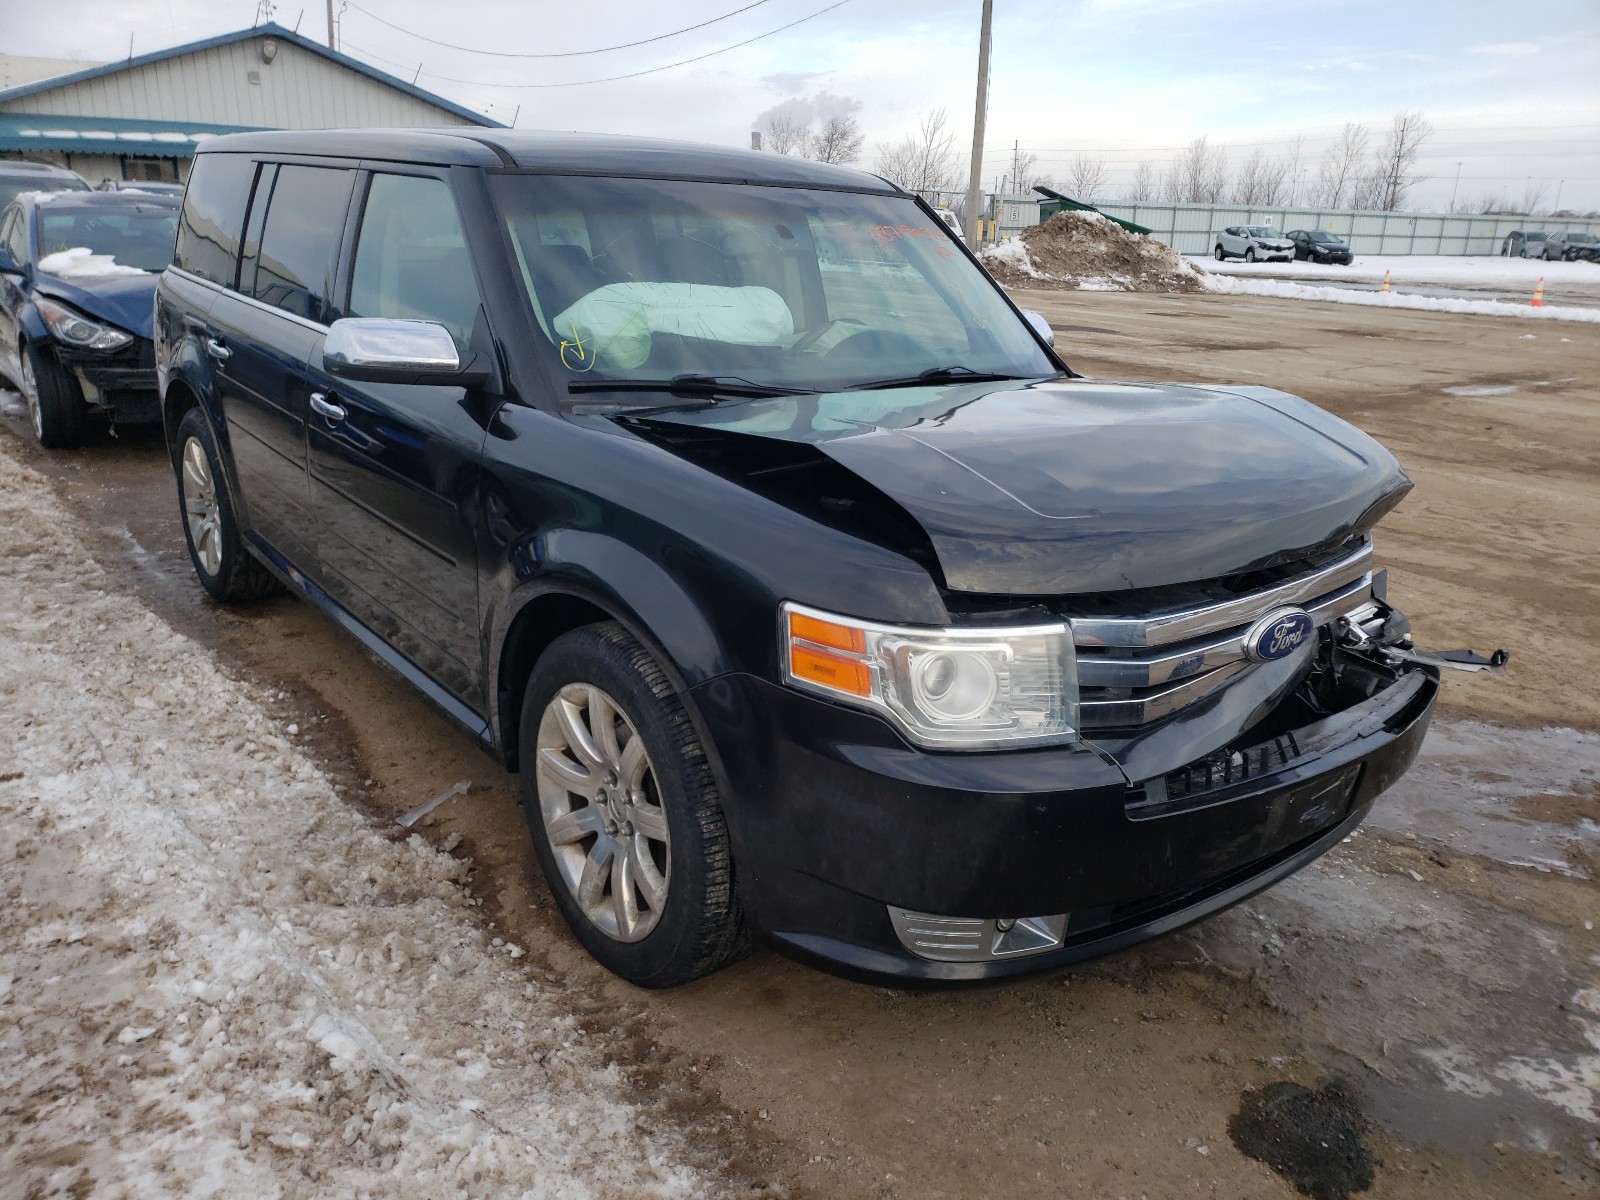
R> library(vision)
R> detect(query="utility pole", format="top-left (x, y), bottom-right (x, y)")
top-left (1554, 179), bottom-right (1564, 213)
top-left (326, 0), bottom-right (337, 50)
top-left (1449, 161), bottom-right (1462, 212)
top-left (963, 0), bottom-right (993, 248)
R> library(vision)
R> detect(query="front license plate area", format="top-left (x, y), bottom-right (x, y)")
top-left (1258, 766), bottom-right (1360, 858)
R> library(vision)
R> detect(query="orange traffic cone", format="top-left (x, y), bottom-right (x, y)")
top-left (1531, 277), bottom-right (1545, 307)
top-left (1380, 270), bottom-right (1391, 293)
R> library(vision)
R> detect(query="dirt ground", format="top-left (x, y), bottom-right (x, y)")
top-left (3, 292), bottom-right (1597, 1199)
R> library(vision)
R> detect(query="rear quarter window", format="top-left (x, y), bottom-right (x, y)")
top-left (174, 154), bottom-right (257, 286)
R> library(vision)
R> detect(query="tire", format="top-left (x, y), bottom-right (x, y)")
top-left (519, 621), bottom-right (748, 988)
top-left (1214, 245), bottom-right (1226, 261)
top-left (173, 407), bottom-right (282, 603)
top-left (1245, 247), bottom-right (1257, 263)
top-left (20, 340), bottom-right (89, 449)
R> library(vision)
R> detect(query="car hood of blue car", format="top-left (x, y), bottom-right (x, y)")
top-left (35, 270), bottom-right (159, 342)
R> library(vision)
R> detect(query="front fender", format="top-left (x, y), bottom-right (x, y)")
top-left (484, 529), bottom-right (733, 739)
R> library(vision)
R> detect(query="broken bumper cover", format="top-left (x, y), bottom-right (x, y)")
top-left (691, 663), bottom-right (1437, 985)
top-left (57, 340), bottom-right (160, 421)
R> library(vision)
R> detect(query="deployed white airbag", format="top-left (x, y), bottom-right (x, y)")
top-left (551, 282), bottom-right (793, 370)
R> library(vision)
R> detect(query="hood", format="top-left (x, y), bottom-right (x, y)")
top-left (35, 271), bottom-right (158, 341)
top-left (638, 379), bottom-right (1410, 596)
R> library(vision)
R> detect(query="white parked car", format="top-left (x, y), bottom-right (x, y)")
top-left (1214, 225), bottom-right (1294, 262)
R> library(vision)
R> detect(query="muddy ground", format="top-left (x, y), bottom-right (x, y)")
top-left (3, 292), bottom-right (1597, 1198)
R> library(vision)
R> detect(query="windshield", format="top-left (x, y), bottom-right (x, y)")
top-left (1567, 233), bottom-right (1597, 244)
top-left (1245, 225), bottom-right (1281, 238)
top-left (1306, 231), bottom-right (1339, 243)
top-left (491, 175), bottom-right (1055, 394)
top-left (0, 177), bottom-right (88, 209)
top-left (37, 206), bottom-right (178, 272)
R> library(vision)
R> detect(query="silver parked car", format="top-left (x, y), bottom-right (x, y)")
top-left (1541, 231), bottom-right (1599, 262)
top-left (1214, 225), bottom-right (1294, 262)
top-left (1500, 230), bottom-right (1549, 258)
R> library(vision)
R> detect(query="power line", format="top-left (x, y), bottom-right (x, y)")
top-left (343, 0), bottom-right (852, 89)
top-left (345, 0), bottom-right (779, 59)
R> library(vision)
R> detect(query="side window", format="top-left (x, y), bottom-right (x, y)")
top-left (237, 163), bottom-right (277, 295)
top-left (348, 173), bottom-right (481, 348)
top-left (174, 153), bottom-right (256, 286)
top-left (1, 209), bottom-right (25, 265)
top-left (250, 165), bottom-right (355, 323)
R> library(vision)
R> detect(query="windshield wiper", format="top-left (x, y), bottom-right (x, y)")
top-left (857, 365), bottom-right (1047, 391)
top-left (568, 374), bottom-right (815, 401)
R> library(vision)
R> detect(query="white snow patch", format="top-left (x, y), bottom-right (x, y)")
top-left (1192, 253), bottom-right (1600, 288)
top-left (1200, 272), bottom-right (1600, 323)
top-left (0, 447), bottom-right (714, 1197)
top-left (37, 245), bottom-right (150, 279)
top-left (980, 237), bottom-right (1042, 277)
top-left (1442, 384), bottom-right (1520, 396)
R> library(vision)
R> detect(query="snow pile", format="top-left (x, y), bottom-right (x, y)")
top-left (1200, 272), bottom-right (1600, 323)
top-left (982, 211), bottom-right (1204, 293)
top-left (0, 450), bottom-right (715, 1197)
top-left (38, 245), bottom-right (150, 279)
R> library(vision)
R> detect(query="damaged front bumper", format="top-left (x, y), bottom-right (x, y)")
top-left (692, 592), bottom-right (1496, 986)
top-left (56, 339), bottom-right (160, 423)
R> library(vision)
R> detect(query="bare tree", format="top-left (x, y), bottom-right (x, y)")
top-left (1232, 148), bottom-right (1291, 205)
top-left (765, 111), bottom-right (811, 156)
top-left (1064, 153), bottom-right (1108, 201)
top-left (1370, 111), bottom-right (1432, 211)
top-left (1518, 179), bottom-right (1550, 214)
top-left (1127, 159), bottom-right (1160, 201)
top-left (1173, 136), bottom-right (1228, 203)
top-left (1313, 122), bottom-right (1369, 208)
top-left (873, 109), bottom-right (962, 196)
top-left (810, 114), bottom-right (864, 165)
top-left (1473, 189), bottom-right (1513, 215)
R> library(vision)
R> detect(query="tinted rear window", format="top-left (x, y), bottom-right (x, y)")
top-left (0, 177), bottom-right (88, 209)
top-left (174, 154), bottom-right (257, 286)
top-left (248, 165), bottom-right (354, 322)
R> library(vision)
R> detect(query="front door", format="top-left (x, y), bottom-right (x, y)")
top-left (306, 170), bottom-right (492, 706)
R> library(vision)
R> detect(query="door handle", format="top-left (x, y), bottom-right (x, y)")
top-left (310, 391), bottom-right (347, 422)
top-left (204, 337), bottom-right (231, 361)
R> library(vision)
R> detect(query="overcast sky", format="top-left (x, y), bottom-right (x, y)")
top-left (8, 0), bottom-right (1600, 211)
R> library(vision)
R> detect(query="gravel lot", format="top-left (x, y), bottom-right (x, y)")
top-left (2, 289), bottom-right (1597, 1198)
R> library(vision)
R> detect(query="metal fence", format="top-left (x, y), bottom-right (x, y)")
top-left (1082, 201), bottom-right (1600, 257)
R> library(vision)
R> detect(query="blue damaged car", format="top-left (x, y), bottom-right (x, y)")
top-left (0, 189), bottom-right (179, 447)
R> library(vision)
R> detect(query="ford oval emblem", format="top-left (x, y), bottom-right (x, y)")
top-left (1244, 608), bottom-right (1316, 663)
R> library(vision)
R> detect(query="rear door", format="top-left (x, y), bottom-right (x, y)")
top-left (208, 162), bottom-right (356, 571)
top-left (305, 168), bottom-right (493, 706)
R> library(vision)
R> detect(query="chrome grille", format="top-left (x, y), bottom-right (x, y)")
top-left (1070, 542), bottom-right (1374, 730)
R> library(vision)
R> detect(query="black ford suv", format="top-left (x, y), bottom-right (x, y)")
top-left (156, 130), bottom-right (1490, 988)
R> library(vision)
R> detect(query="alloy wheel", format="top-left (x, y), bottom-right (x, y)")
top-left (19, 350), bottom-right (42, 441)
top-left (181, 436), bottom-right (223, 576)
top-left (535, 683), bottom-right (671, 942)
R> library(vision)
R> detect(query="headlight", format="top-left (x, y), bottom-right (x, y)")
top-left (780, 602), bottom-right (1079, 749)
top-left (35, 297), bottom-right (133, 352)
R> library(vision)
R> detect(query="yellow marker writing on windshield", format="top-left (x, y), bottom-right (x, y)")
top-left (559, 321), bottom-right (589, 370)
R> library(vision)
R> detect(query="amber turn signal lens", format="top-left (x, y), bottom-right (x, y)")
top-left (788, 610), bottom-right (866, 654)
top-left (788, 645), bottom-right (872, 697)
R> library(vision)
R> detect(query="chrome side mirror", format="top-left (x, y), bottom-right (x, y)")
top-left (1022, 310), bottom-right (1054, 347)
top-left (322, 317), bottom-right (485, 386)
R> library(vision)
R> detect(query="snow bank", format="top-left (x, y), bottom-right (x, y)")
top-left (1200, 273), bottom-right (1600, 323)
top-left (982, 211), bottom-right (1204, 293)
top-left (38, 245), bottom-right (150, 279)
top-left (0, 449), bottom-right (715, 1197)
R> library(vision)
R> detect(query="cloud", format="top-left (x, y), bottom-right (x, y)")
top-left (753, 90), bottom-right (861, 132)
top-left (1466, 42), bottom-right (1540, 57)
